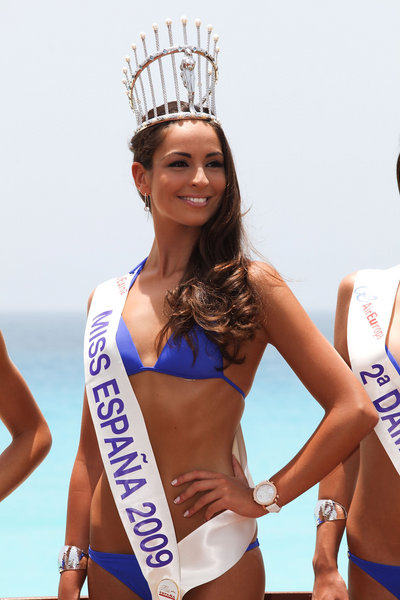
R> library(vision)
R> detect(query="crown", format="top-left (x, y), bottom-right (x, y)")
top-left (122, 17), bottom-right (220, 134)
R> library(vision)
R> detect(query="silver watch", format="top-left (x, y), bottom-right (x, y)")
top-left (253, 480), bottom-right (281, 513)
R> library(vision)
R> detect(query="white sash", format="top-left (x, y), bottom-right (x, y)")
top-left (348, 265), bottom-right (400, 475)
top-left (84, 271), bottom-right (256, 599)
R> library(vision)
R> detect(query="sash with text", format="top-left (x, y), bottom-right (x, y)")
top-left (348, 265), bottom-right (400, 475)
top-left (84, 270), bottom-right (256, 599)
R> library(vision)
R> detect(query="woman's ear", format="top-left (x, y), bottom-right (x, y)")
top-left (132, 162), bottom-right (151, 196)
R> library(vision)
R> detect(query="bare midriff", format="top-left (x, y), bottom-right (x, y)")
top-left (89, 336), bottom-right (265, 554)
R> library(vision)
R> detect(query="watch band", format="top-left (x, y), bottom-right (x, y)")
top-left (264, 501), bottom-right (281, 513)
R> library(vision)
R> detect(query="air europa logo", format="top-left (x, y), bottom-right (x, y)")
top-left (361, 302), bottom-right (383, 340)
top-left (354, 285), bottom-right (377, 303)
top-left (353, 286), bottom-right (383, 340)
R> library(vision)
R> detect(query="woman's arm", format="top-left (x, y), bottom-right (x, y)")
top-left (173, 267), bottom-right (376, 521)
top-left (311, 452), bottom-right (358, 600)
top-left (312, 273), bottom-right (360, 600)
top-left (58, 392), bottom-right (103, 600)
top-left (0, 331), bottom-right (52, 501)
top-left (59, 291), bottom-right (103, 600)
top-left (261, 267), bottom-right (374, 506)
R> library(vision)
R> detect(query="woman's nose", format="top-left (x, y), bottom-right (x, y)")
top-left (192, 167), bottom-right (209, 186)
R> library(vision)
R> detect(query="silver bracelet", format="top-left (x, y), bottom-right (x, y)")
top-left (58, 545), bottom-right (88, 574)
top-left (314, 499), bottom-right (348, 527)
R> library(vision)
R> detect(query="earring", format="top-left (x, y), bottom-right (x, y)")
top-left (144, 194), bottom-right (151, 212)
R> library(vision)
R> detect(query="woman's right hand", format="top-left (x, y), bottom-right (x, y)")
top-left (312, 568), bottom-right (349, 600)
top-left (58, 570), bottom-right (87, 600)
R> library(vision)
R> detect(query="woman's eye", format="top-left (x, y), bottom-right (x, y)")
top-left (207, 160), bottom-right (224, 168)
top-left (168, 160), bottom-right (188, 167)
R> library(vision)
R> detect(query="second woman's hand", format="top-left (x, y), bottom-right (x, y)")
top-left (58, 569), bottom-right (87, 600)
top-left (312, 568), bottom-right (349, 600)
top-left (171, 455), bottom-right (267, 520)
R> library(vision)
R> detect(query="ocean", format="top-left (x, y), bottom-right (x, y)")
top-left (0, 310), bottom-right (349, 596)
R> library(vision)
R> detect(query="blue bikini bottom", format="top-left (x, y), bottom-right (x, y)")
top-left (348, 550), bottom-right (400, 599)
top-left (89, 538), bottom-right (260, 598)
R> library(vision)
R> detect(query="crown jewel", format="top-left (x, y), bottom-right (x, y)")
top-left (122, 17), bottom-right (220, 133)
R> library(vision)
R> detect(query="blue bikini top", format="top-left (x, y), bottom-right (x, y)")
top-left (116, 259), bottom-right (245, 398)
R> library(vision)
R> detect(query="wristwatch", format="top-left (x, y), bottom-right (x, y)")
top-left (253, 480), bottom-right (281, 513)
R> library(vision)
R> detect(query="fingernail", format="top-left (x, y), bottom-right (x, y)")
top-left (183, 510), bottom-right (189, 517)
top-left (171, 479), bottom-right (178, 486)
top-left (173, 496), bottom-right (180, 504)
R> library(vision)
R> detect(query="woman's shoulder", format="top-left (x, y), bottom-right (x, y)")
top-left (337, 271), bottom-right (357, 301)
top-left (86, 263), bottom-right (141, 311)
top-left (0, 331), bottom-right (9, 370)
top-left (247, 260), bottom-right (285, 289)
top-left (335, 271), bottom-right (358, 333)
top-left (247, 261), bottom-right (305, 341)
top-left (85, 279), bottom-right (114, 313)
top-left (247, 260), bottom-right (296, 311)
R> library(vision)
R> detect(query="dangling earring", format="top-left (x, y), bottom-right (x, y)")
top-left (144, 194), bottom-right (151, 212)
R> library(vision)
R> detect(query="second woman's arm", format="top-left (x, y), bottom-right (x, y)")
top-left (312, 272), bottom-right (361, 600)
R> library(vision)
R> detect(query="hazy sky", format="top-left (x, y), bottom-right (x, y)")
top-left (1, 0), bottom-right (400, 312)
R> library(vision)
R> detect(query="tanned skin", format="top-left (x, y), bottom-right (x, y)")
top-left (59, 121), bottom-right (377, 600)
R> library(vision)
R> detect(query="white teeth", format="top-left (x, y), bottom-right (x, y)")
top-left (181, 196), bottom-right (208, 204)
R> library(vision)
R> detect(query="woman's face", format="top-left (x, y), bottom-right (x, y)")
top-left (136, 120), bottom-right (226, 228)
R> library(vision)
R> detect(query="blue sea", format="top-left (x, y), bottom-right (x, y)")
top-left (0, 311), bottom-right (349, 597)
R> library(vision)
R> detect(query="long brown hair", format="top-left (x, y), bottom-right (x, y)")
top-left (396, 153), bottom-right (400, 194)
top-left (130, 112), bottom-right (260, 365)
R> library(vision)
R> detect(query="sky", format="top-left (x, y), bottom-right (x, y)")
top-left (1, 0), bottom-right (400, 313)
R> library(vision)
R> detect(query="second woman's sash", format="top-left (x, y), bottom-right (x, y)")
top-left (348, 265), bottom-right (400, 475)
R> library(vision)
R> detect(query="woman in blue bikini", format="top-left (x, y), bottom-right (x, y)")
top-left (58, 18), bottom-right (377, 600)
top-left (312, 156), bottom-right (400, 600)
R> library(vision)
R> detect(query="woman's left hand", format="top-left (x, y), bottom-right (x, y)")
top-left (172, 455), bottom-right (267, 520)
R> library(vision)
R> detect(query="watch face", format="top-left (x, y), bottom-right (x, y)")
top-left (256, 482), bottom-right (276, 505)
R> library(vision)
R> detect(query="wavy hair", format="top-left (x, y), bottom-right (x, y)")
top-left (130, 107), bottom-right (261, 365)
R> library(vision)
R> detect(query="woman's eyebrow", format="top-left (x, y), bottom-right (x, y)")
top-left (160, 151), bottom-right (190, 160)
top-left (206, 152), bottom-right (224, 158)
top-left (161, 151), bottom-right (224, 160)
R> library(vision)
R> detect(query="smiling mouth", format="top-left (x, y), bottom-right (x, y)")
top-left (179, 196), bottom-right (209, 206)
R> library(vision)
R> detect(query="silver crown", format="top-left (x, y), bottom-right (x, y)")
top-left (122, 17), bottom-right (220, 134)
